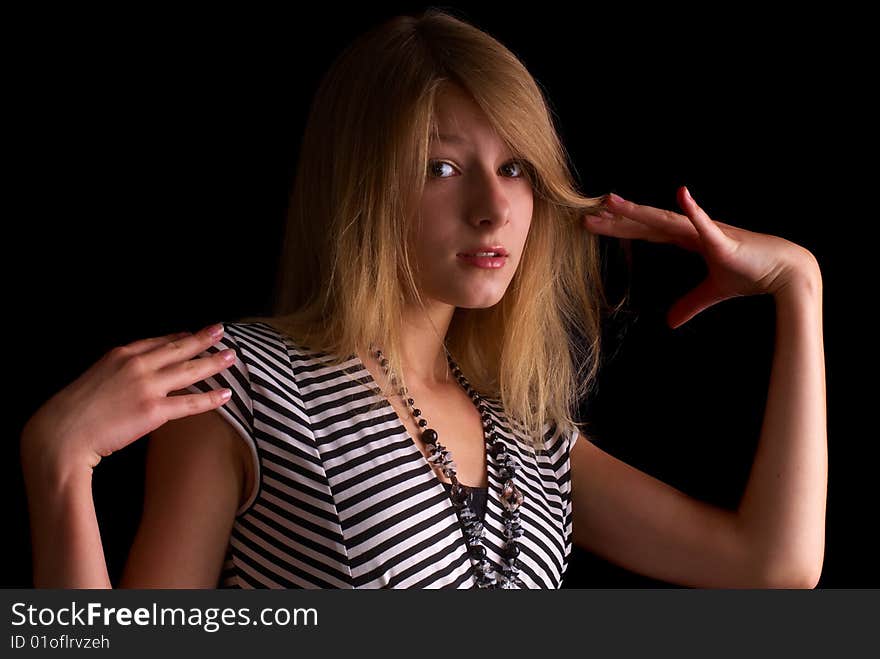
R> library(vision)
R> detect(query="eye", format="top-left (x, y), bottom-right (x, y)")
top-left (428, 160), bottom-right (457, 178)
top-left (426, 159), bottom-right (530, 179)
top-left (501, 161), bottom-right (527, 178)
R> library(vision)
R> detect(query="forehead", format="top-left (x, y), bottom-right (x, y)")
top-left (430, 84), bottom-right (499, 144)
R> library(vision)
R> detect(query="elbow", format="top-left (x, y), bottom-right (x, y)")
top-left (768, 570), bottom-right (821, 590)
top-left (760, 557), bottom-right (823, 589)
top-left (745, 529), bottom-right (825, 589)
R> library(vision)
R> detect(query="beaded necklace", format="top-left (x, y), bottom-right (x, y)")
top-left (370, 345), bottom-right (524, 589)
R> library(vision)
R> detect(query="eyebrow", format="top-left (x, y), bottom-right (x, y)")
top-left (430, 133), bottom-right (469, 145)
top-left (429, 132), bottom-right (521, 162)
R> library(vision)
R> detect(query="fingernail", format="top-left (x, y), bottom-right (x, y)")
top-left (684, 186), bottom-right (693, 201)
top-left (599, 210), bottom-right (615, 220)
top-left (207, 323), bottom-right (224, 338)
top-left (609, 192), bottom-right (625, 204)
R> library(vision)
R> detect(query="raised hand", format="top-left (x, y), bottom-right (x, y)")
top-left (21, 323), bottom-right (235, 471)
top-left (583, 186), bottom-right (818, 329)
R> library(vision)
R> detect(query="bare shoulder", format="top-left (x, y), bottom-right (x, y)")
top-left (152, 398), bottom-right (254, 511)
top-left (165, 388), bottom-right (255, 509)
top-left (118, 402), bottom-right (250, 588)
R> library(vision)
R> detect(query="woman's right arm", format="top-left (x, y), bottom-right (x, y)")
top-left (117, 407), bottom-right (247, 588)
top-left (20, 324), bottom-right (240, 588)
top-left (21, 437), bottom-right (114, 588)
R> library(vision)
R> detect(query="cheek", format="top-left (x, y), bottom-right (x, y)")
top-left (405, 223), bottom-right (448, 276)
top-left (517, 209), bottom-right (533, 246)
top-left (408, 217), bottom-right (443, 250)
top-left (412, 202), bottom-right (461, 246)
top-left (522, 192), bottom-right (534, 222)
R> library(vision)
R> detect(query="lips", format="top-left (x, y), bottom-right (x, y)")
top-left (457, 245), bottom-right (509, 257)
top-left (456, 253), bottom-right (508, 269)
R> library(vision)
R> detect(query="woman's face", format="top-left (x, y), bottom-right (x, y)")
top-left (409, 84), bottom-right (534, 310)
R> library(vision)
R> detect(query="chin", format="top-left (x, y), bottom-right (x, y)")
top-left (424, 276), bottom-right (513, 309)
top-left (452, 290), bottom-right (508, 309)
top-left (459, 301), bottom-right (504, 310)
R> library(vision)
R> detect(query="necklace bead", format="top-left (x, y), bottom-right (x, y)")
top-left (370, 344), bottom-right (523, 589)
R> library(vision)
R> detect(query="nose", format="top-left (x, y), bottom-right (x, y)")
top-left (467, 166), bottom-right (511, 229)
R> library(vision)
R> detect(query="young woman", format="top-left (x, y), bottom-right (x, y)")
top-left (21, 9), bottom-right (826, 589)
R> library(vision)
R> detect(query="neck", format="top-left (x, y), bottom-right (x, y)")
top-left (370, 300), bottom-right (457, 389)
top-left (400, 300), bottom-right (457, 387)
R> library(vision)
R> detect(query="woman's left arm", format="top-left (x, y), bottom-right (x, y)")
top-left (733, 256), bottom-right (825, 588)
top-left (578, 187), bottom-right (826, 587)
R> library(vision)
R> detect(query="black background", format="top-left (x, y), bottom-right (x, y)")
top-left (10, 4), bottom-right (875, 587)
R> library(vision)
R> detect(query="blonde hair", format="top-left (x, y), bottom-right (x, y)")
top-left (239, 9), bottom-right (626, 450)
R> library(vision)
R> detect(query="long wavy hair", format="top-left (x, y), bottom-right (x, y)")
top-left (239, 9), bottom-right (625, 450)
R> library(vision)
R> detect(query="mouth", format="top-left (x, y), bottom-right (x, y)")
top-left (456, 253), bottom-right (509, 269)
top-left (456, 246), bottom-right (509, 258)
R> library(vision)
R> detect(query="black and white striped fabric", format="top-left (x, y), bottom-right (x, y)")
top-left (184, 322), bottom-right (579, 588)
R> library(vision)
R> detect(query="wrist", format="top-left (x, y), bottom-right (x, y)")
top-left (21, 421), bottom-right (98, 492)
top-left (772, 249), bottom-right (822, 302)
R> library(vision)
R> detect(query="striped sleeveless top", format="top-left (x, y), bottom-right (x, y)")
top-left (184, 321), bottom-right (579, 588)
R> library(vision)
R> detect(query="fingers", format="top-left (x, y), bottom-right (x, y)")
top-left (162, 387), bottom-right (233, 422)
top-left (584, 211), bottom-right (660, 241)
top-left (124, 330), bottom-right (194, 356)
top-left (584, 193), bottom-right (701, 249)
top-left (164, 343), bottom-right (238, 393)
top-left (119, 323), bottom-right (233, 407)
top-left (676, 186), bottom-right (728, 249)
top-left (583, 189), bottom-right (736, 252)
top-left (146, 323), bottom-right (226, 368)
top-left (604, 192), bottom-right (687, 227)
